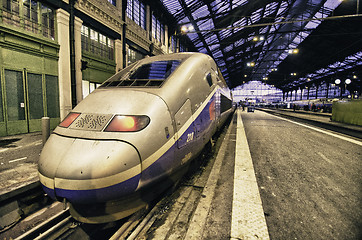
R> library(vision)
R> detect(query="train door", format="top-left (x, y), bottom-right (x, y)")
top-left (174, 99), bottom-right (195, 149)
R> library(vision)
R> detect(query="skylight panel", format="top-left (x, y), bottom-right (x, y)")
top-left (224, 45), bottom-right (234, 53)
top-left (209, 43), bottom-right (220, 52)
top-left (213, 50), bottom-right (223, 58)
top-left (264, 3), bottom-right (278, 18)
top-left (192, 4), bottom-right (209, 19)
top-left (219, 29), bottom-right (232, 39)
top-left (234, 39), bottom-right (245, 47)
top-left (185, 0), bottom-right (195, 5)
top-left (226, 56), bottom-right (234, 61)
top-left (276, 1), bottom-right (289, 16)
top-left (199, 19), bottom-right (214, 32)
top-left (214, 1), bottom-right (229, 15)
top-left (324, 0), bottom-right (342, 11)
top-left (251, 8), bottom-right (263, 23)
top-left (232, 0), bottom-right (247, 8)
top-left (161, 0), bottom-right (181, 15)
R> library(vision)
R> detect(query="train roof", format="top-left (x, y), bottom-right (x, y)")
top-left (100, 52), bottom-right (217, 89)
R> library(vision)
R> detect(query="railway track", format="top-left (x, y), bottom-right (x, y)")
top-left (2, 115), bottom-right (232, 240)
top-left (14, 208), bottom-right (71, 240)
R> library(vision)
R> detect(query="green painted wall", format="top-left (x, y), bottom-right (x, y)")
top-left (82, 54), bottom-right (116, 84)
top-left (0, 24), bottom-right (59, 136)
top-left (332, 100), bottom-right (362, 126)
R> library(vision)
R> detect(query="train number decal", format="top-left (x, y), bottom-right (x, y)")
top-left (187, 132), bottom-right (195, 143)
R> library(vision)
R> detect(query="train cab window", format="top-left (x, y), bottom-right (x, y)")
top-left (129, 60), bottom-right (180, 80)
top-left (102, 60), bottom-right (181, 88)
top-left (206, 73), bottom-right (213, 87)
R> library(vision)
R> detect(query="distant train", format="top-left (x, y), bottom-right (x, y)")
top-left (286, 99), bottom-right (334, 112)
top-left (38, 52), bottom-right (234, 223)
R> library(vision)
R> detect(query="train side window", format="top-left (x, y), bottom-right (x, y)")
top-left (206, 73), bottom-right (213, 87)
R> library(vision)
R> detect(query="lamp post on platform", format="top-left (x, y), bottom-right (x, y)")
top-left (335, 78), bottom-right (351, 99)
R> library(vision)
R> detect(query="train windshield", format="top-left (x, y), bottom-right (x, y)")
top-left (101, 60), bottom-right (181, 88)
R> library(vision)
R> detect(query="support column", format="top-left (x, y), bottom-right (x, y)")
top-left (295, 89), bottom-right (297, 101)
top-left (74, 16), bottom-right (83, 104)
top-left (316, 84), bottom-right (319, 99)
top-left (165, 25), bottom-right (169, 53)
top-left (122, 0), bottom-right (127, 67)
top-left (56, 9), bottom-right (72, 121)
top-left (115, 39), bottom-right (123, 71)
top-left (326, 82), bottom-right (329, 99)
top-left (307, 87), bottom-right (310, 100)
top-left (146, 5), bottom-right (152, 42)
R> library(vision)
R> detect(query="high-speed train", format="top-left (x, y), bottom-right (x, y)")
top-left (38, 52), bottom-right (234, 223)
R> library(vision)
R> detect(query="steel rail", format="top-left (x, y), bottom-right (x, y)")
top-left (14, 208), bottom-right (70, 240)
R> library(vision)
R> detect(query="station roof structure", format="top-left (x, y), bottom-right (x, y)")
top-left (161, 0), bottom-right (362, 92)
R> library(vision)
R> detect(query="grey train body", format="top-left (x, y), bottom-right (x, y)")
top-left (38, 52), bottom-right (234, 223)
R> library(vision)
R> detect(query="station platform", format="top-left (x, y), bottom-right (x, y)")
top-left (0, 132), bottom-right (42, 196)
top-left (1, 109), bottom-right (361, 239)
top-left (257, 107), bottom-right (362, 139)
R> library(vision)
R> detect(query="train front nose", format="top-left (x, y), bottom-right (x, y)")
top-left (38, 134), bottom-right (142, 203)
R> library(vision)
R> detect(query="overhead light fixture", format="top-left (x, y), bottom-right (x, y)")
top-left (252, 36), bottom-right (264, 42)
top-left (247, 62), bottom-right (255, 67)
top-left (181, 25), bottom-right (188, 33)
top-left (353, 75), bottom-right (357, 79)
top-left (345, 78), bottom-right (351, 84)
top-left (263, 77), bottom-right (268, 80)
top-left (288, 48), bottom-right (299, 54)
top-left (290, 72), bottom-right (297, 76)
top-left (335, 79), bottom-right (341, 84)
top-left (181, 25), bottom-right (194, 33)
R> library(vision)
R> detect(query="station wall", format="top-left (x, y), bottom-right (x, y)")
top-left (0, 24), bottom-right (59, 136)
top-left (332, 100), bottom-right (362, 126)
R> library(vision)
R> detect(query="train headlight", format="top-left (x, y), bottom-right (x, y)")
top-left (104, 115), bottom-right (150, 132)
top-left (59, 112), bottom-right (81, 128)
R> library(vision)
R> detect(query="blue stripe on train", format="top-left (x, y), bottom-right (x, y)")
top-left (42, 174), bottom-right (141, 203)
top-left (43, 94), bottom-right (217, 204)
top-left (141, 96), bottom-right (215, 183)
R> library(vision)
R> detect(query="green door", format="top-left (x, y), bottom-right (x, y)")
top-left (27, 72), bottom-right (44, 132)
top-left (4, 69), bottom-right (28, 135)
top-left (2, 69), bottom-right (59, 136)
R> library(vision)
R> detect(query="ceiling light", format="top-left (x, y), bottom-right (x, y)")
top-left (335, 79), bottom-right (341, 84)
top-left (181, 26), bottom-right (188, 33)
top-left (247, 62), bottom-right (255, 67)
top-left (288, 49), bottom-right (299, 54)
top-left (345, 78), bottom-right (351, 84)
